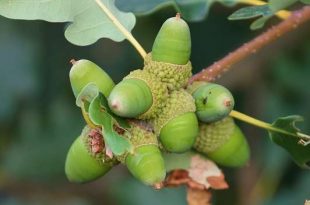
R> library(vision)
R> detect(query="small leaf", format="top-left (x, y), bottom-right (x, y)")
top-left (0, 0), bottom-right (135, 46)
top-left (75, 83), bottom-right (129, 128)
top-left (300, 0), bottom-right (310, 4)
top-left (228, 5), bottom-right (272, 20)
top-left (76, 83), bottom-right (99, 108)
top-left (89, 94), bottom-right (132, 155)
top-left (269, 115), bottom-right (310, 169)
top-left (89, 90), bottom-right (130, 128)
top-left (250, 15), bottom-right (271, 30)
top-left (268, 0), bottom-right (297, 12)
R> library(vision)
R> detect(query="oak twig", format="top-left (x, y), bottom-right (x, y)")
top-left (189, 6), bottom-right (310, 83)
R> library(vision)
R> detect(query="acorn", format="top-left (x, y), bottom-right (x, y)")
top-left (153, 89), bottom-right (199, 153)
top-left (108, 69), bottom-right (168, 119)
top-left (122, 121), bottom-right (166, 186)
top-left (65, 126), bottom-right (118, 183)
top-left (190, 82), bottom-right (235, 123)
top-left (152, 13), bottom-right (191, 65)
top-left (69, 59), bottom-right (115, 98)
top-left (144, 14), bottom-right (192, 90)
top-left (194, 117), bottom-right (250, 167)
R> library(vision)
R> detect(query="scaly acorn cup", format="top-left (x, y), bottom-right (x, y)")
top-left (119, 121), bottom-right (166, 186)
top-left (153, 89), bottom-right (199, 153)
top-left (191, 83), bottom-right (235, 123)
top-left (69, 59), bottom-right (115, 97)
top-left (144, 54), bottom-right (192, 91)
top-left (194, 117), bottom-right (250, 167)
top-left (144, 14), bottom-right (192, 90)
top-left (108, 69), bottom-right (168, 119)
top-left (65, 126), bottom-right (118, 183)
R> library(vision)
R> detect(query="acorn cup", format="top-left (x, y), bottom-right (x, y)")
top-left (144, 14), bottom-right (192, 90)
top-left (108, 69), bottom-right (168, 119)
top-left (65, 126), bottom-right (118, 183)
top-left (69, 59), bottom-right (115, 98)
top-left (120, 121), bottom-right (166, 186)
top-left (193, 117), bottom-right (250, 167)
top-left (188, 82), bottom-right (235, 123)
top-left (152, 89), bottom-right (199, 153)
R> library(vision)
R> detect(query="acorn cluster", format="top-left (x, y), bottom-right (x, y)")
top-left (65, 14), bottom-right (250, 187)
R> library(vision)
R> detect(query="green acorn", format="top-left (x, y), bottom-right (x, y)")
top-left (108, 69), bottom-right (168, 119)
top-left (191, 83), bottom-right (235, 123)
top-left (153, 89), bottom-right (199, 153)
top-left (144, 14), bottom-right (192, 90)
top-left (194, 117), bottom-right (250, 167)
top-left (123, 121), bottom-right (166, 186)
top-left (69, 59), bottom-right (115, 97)
top-left (65, 126), bottom-right (118, 183)
top-left (152, 13), bottom-right (191, 65)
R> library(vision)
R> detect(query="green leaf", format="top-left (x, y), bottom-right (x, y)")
top-left (228, 5), bottom-right (272, 20)
top-left (75, 83), bottom-right (131, 155)
top-left (76, 83), bottom-right (99, 108)
top-left (250, 15), bottom-right (271, 30)
top-left (89, 93), bottom-right (132, 155)
top-left (229, 0), bottom-right (298, 30)
top-left (115, 0), bottom-right (237, 22)
top-left (300, 0), bottom-right (310, 4)
top-left (269, 115), bottom-right (310, 169)
top-left (0, 0), bottom-right (135, 46)
top-left (76, 83), bottom-right (129, 128)
top-left (268, 0), bottom-right (297, 12)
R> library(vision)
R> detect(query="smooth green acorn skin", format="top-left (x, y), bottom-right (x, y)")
top-left (193, 83), bottom-right (234, 123)
top-left (125, 145), bottom-right (166, 186)
top-left (160, 113), bottom-right (199, 153)
top-left (65, 134), bottom-right (112, 183)
top-left (108, 79), bottom-right (153, 118)
top-left (70, 59), bottom-right (115, 97)
top-left (152, 16), bottom-right (191, 65)
top-left (207, 125), bottom-right (250, 167)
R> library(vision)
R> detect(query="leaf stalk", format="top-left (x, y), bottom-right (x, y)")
top-left (230, 110), bottom-right (310, 144)
top-left (94, 0), bottom-right (147, 58)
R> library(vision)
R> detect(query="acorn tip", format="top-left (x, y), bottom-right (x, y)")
top-left (70, 59), bottom-right (77, 65)
top-left (223, 99), bottom-right (232, 107)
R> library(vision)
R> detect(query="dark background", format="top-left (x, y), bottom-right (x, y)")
top-left (0, 5), bottom-right (310, 205)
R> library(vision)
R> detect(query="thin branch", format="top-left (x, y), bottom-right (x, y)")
top-left (239, 0), bottom-right (291, 19)
top-left (189, 6), bottom-right (310, 83)
top-left (94, 0), bottom-right (147, 58)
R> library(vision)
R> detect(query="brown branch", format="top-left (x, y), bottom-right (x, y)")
top-left (189, 6), bottom-right (310, 83)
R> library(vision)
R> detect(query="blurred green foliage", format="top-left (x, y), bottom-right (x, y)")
top-left (0, 5), bottom-right (309, 205)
